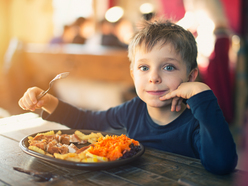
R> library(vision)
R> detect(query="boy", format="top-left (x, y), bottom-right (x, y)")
top-left (19, 19), bottom-right (237, 175)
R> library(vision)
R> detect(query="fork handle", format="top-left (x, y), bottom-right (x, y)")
top-left (37, 89), bottom-right (49, 100)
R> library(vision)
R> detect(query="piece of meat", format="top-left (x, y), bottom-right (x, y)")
top-left (76, 145), bottom-right (91, 154)
top-left (60, 134), bottom-right (70, 145)
top-left (29, 140), bottom-right (47, 151)
top-left (70, 134), bottom-right (88, 144)
top-left (47, 145), bottom-right (60, 154)
top-left (47, 140), bottom-right (60, 154)
top-left (59, 145), bottom-right (69, 154)
top-left (45, 135), bottom-right (56, 143)
top-left (54, 134), bottom-right (61, 143)
top-left (33, 134), bottom-right (45, 141)
top-left (68, 143), bottom-right (79, 153)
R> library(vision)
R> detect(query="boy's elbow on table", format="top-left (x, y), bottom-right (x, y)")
top-left (203, 154), bottom-right (238, 175)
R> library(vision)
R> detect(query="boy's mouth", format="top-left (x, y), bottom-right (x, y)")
top-left (146, 90), bottom-right (166, 96)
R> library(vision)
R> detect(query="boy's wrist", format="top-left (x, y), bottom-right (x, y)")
top-left (42, 94), bottom-right (59, 114)
top-left (191, 82), bottom-right (211, 97)
top-left (187, 89), bottom-right (214, 105)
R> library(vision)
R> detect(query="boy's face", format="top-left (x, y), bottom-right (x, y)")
top-left (130, 42), bottom-right (189, 108)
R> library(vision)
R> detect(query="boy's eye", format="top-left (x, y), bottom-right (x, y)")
top-left (139, 66), bottom-right (149, 71)
top-left (163, 65), bottom-right (175, 71)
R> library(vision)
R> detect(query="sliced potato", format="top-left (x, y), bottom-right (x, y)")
top-left (37, 130), bottom-right (55, 136)
top-left (45, 152), bottom-right (54, 157)
top-left (28, 146), bottom-right (45, 155)
top-left (66, 156), bottom-right (81, 162)
top-left (28, 136), bottom-right (33, 141)
top-left (81, 157), bottom-right (99, 162)
top-left (78, 151), bottom-right (87, 159)
top-left (86, 151), bottom-right (108, 162)
top-left (75, 131), bottom-right (103, 144)
top-left (74, 130), bottom-right (87, 140)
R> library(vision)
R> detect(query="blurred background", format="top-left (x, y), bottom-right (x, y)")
top-left (0, 0), bottom-right (247, 148)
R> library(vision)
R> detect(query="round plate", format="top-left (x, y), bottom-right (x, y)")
top-left (19, 129), bottom-right (145, 170)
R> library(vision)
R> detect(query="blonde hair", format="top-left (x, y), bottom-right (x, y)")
top-left (128, 19), bottom-right (197, 73)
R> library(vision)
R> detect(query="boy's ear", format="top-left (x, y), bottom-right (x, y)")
top-left (130, 69), bottom-right (134, 80)
top-left (188, 68), bottom-right (198, 82)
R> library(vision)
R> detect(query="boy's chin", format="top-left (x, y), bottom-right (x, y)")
top-left (146, 99), bottom-right (172, 108)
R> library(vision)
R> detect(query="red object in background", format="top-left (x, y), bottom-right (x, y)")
top-left (221, 0), bottom-right (241, 34)
top-left (108, 0), bottom-right (117, 9)
top-left (159, 0), bottom-right (185, 21)
top-left (204, 36), bottom-right (234, 123)
top-left (159, 0), bottom-right (240, 33)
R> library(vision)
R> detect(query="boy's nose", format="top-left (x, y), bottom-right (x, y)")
top-left (149, 72), bottom-right (162, 84)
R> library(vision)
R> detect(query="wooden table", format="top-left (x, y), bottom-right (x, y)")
top-left (0, 113), bottom-right (243, 186)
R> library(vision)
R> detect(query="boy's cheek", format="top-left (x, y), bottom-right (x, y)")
top-left (169, 80), bottom-right (184, 91)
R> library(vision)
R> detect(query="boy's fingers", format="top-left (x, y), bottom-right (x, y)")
top-left (37, 100), bottom-right (44, 108)
top-left (23, 92), bottom-right (35, 108)
top-left (160, 93), bottom-right (169, 101)
top-left (18, 87), bottom-right (45, 112)
top-left (18, 99), bottom-right (26, 110)
top-left (22, 100), bottom-right (32, 110)
top-left (19, 93), bottom-right (36, 111)
top-left (27, 87), bottom-right (38, 104)
top-left (176, 98), bottom-right (183, 112)
top-left (160, 91), bottom-right (177, 101)
top-left (171, 97), bottom-right (180, 112)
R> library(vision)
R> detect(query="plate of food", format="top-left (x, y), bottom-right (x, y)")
top-left (19, 129), bottom-right (145, 170)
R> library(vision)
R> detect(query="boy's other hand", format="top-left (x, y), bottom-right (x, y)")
top-left (18, 86), bottom-right (59, 114)
top-left (18, 87), bottom-right (46, 112)
top-left (159, 82), bottom-right (210, 112)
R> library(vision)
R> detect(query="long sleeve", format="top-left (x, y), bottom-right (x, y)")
top-left (187, 90), bottom-right (238, 175)
top-left (41, 98), bottom-right (135, 131)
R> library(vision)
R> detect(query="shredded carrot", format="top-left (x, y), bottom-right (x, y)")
top-left (88, 134), bottom-right (140, 161)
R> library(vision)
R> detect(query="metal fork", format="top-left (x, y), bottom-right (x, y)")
top-left (37, 72), bottom-right (70, 100)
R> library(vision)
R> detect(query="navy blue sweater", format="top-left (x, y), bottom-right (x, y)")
top-left (42, 90), bottom-right (237, 175)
